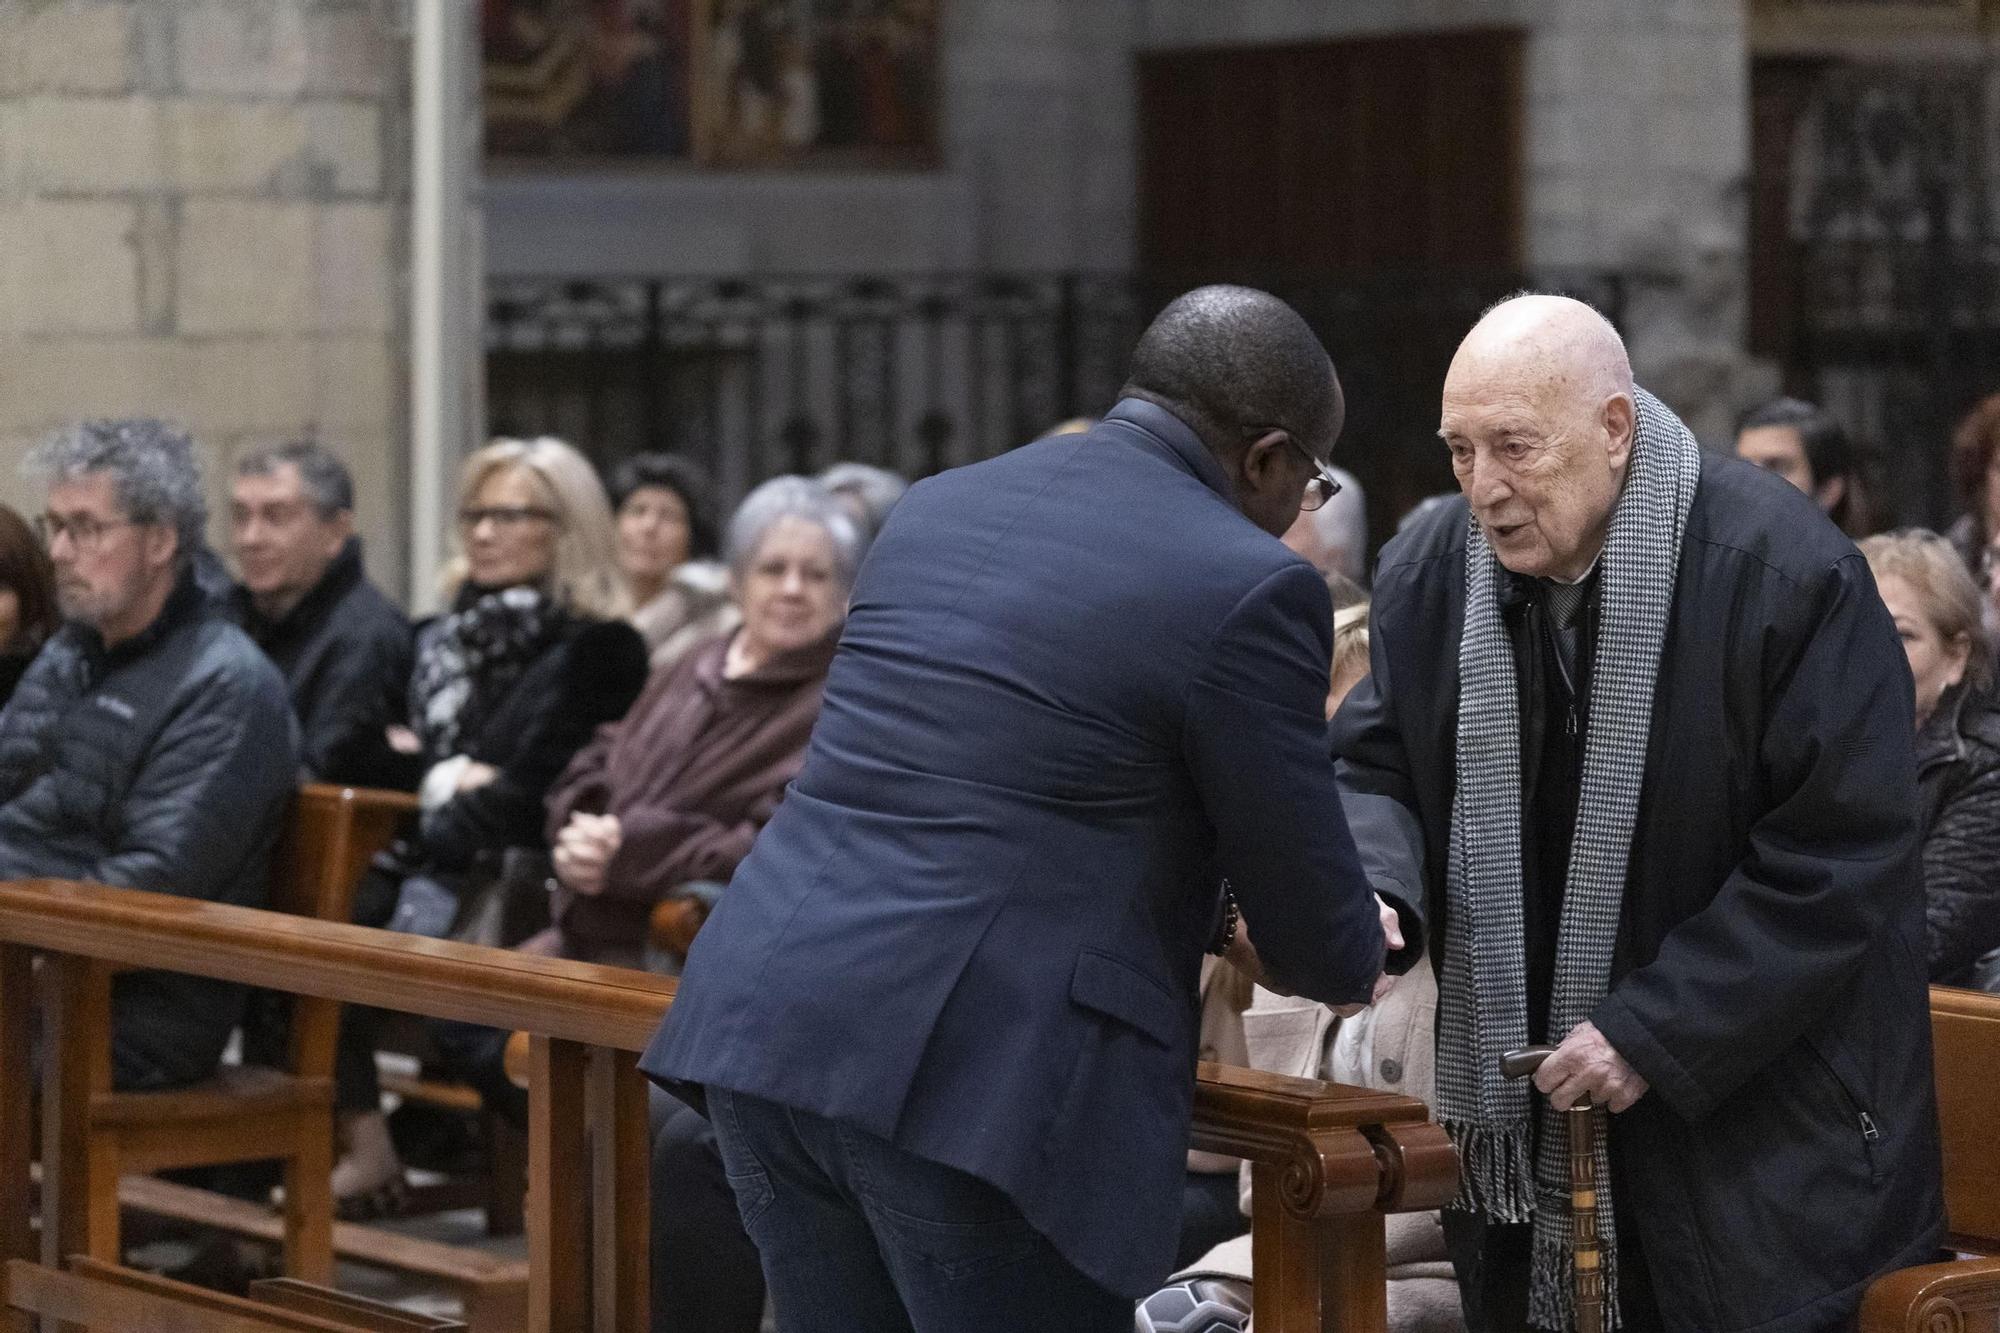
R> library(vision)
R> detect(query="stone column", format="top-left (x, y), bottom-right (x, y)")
top-left (0, 0), bottom-right (415, 595)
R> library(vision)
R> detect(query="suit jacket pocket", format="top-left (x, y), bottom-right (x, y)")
top-left (1070, 949), bottom-right (1180, 1048)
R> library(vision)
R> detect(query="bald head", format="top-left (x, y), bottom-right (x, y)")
top-left (1122, 285), bottom-right (1343, 460)
top-left (1449, 294), bottom-right (1633, 409)
top-left (1439, 294), bottom-right (1636, 580)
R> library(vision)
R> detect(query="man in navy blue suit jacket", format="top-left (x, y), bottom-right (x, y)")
top-left (642, 286), bottom-right (1405, 1331)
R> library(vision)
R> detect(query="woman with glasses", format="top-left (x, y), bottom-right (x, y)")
top-left (331, 436), bottom-right (649, 1213)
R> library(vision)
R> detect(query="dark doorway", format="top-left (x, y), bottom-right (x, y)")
top-left (1137, 30), bottom-right (1528, 555)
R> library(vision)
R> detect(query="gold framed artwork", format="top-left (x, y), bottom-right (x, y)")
top-left (691, 0), bottom-right (939, 167)
top-left (483, 0), bottom-right (940, 167)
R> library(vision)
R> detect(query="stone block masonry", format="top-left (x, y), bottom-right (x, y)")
top-left (0, 0), bottom-right (412, 596)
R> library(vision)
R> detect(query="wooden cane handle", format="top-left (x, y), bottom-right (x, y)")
top-left (1499, 1044), bottom-right (1557, 1080)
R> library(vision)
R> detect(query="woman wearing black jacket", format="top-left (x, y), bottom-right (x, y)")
top-left (334, 436), bottom-right (647, 1208)
top-left (1861, 530), bottom-right (2000, 990)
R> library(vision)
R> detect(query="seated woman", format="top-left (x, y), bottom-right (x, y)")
top-left (1860, 530), bottom-right (2000, 989)
top-left (611, 452), bottom-right (739, 674)
top-left (333, 436), bottom-right (648, 1208)
top-left (431, 476), bottom-right (858, 1128)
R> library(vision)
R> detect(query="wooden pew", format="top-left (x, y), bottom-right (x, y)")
top-left (0, 876), bottom-right (1455, 1332)
top-left (1861, 985), bottom-right (2000, 1332)
top-left (76, 783), bottom-right (416, 1283)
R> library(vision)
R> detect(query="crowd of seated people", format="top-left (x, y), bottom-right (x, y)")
top-left (5, 394), bottom-right (2000, 1333)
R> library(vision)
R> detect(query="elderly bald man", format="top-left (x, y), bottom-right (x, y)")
top-left (1333, 295), bottom-right (1942, 1333)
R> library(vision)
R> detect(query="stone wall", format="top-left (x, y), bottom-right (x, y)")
top-left (0, 0), bottom-right (412, 593)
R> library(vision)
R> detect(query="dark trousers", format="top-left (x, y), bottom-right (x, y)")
top-left (707, 1086), bottom-right (1131, 1333)
top-left (650, 1089), bottom-right (766, 1333)
top-left (1177, 1168), bottom-right (1247, 1270)
top-left (1442, 1211), bottom-right (1664, 1333)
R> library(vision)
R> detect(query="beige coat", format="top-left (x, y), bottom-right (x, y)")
top-left (1178, 958), bottom-right (1461, 1332)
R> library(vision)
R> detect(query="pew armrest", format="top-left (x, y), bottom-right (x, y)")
top-left (1861, 1257), bottom-right (2000, 1332)
top-left (1190, 1061), bottom-right (1458, 1221)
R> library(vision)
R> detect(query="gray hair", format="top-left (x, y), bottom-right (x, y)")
top-left (26, 419), bottom-right (207, 562)
top-left (726, 476), bottom-right (865, 588)
top-left (236, 439), bottom-right (355, 519)
top-left (818, 462), bottom-right (909, 540)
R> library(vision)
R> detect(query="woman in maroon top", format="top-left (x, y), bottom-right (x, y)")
top-left (426, 476), bottom-right (862, 1116)
top-left (544, 472), bottom-right (862, 965)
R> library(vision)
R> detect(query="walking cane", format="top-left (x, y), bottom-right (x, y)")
top-left (1501, 1045), bottom-right (1605, 1333)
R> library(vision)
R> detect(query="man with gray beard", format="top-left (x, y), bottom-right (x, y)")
top-left (0, 419), bottom-right (296, 1089)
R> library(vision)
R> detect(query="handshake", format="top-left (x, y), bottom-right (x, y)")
top-left (1226, 891), bottom-right (1405, 1017)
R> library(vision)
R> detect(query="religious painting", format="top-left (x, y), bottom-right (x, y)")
top-left (691, 0), bottom-right (940, 167)
top-left (484, 0), bottom-right (696, 159)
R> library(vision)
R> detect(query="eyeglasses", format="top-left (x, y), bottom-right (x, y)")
top-left (36, 512), bottom-right (135, 553)
top-left (458, 505), bottom-right (556, 532)
top-left (1247, 427), bottom-right (1342, 512)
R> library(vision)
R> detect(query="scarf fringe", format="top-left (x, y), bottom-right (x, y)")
top-left (1441, 1119), bottom-right (1538, 1222)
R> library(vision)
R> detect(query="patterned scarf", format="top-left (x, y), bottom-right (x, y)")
top-left (408, 584), bottom-right (564, 761)
top-left (1435, 388), bottom-right (1701, 1331)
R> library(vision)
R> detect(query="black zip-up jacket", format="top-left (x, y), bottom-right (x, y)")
top-left (0, 571), bottom-right (298, 1089)
top-left (1332, 453), bottom-right (1943, 1333)
top-left (232, 539), bottom-right (413, 790)
top-left (1915, 682), bottom-right (2000, 985)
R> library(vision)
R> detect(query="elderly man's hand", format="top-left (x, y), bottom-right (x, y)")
top-left (1369, 894), bottom-right (1406, 1003)
top-left (1534, 1020), bottom-right (1649, 1112)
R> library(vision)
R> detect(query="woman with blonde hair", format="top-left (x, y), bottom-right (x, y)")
top-left (1860, 529), bottom-right (2000, 990)
top-left (331, 436), bottom-right (649, 1211)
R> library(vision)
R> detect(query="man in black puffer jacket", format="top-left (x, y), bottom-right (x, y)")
top-left (0, 419), bottom-right (297, 1091)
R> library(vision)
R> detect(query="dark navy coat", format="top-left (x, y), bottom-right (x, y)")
top-left (642, 398), bottom-right (1388, 1298)
top-left (1332, 455), bottom-right (1945, 1332)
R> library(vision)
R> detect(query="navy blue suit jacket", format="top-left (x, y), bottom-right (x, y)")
top-left (641, 399), bottom-right (1385, 1297)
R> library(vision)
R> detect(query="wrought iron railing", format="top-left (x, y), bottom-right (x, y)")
top-left (485, 269), bottom-right (1639, 542)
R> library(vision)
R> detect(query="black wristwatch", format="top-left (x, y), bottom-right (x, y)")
top-left (1207, 882), bottom-right (1240, 957)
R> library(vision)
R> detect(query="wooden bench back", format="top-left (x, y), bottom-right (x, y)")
top-left (271, 784), bottom-right (416, 1076)
top-left (271, 785), bottom-right (416, 925)
top-left (1933, 985), bottom-right (2000, 1252)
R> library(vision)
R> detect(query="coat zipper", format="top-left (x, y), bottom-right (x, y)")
top-left (1808, 1045), bottom-right (1883, 1175)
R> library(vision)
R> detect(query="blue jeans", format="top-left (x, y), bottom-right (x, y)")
top-left (707, 1086), bottom-right (1130, 1333)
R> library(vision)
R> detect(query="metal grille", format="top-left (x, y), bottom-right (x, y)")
top-left (485, 269), bottom-right (1635, 546)
top-left (1786, 61), bottom-right (2000, 525)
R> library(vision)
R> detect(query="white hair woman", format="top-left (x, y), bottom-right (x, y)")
top-left (525, 476), bottom-right (860, 1332)
top-left (1860, 529), bottom-right (2000, 990)
top-left (333, 437), bottom-right (650, 1212)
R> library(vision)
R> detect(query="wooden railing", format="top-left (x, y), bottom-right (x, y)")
top-left (0, 878), bottom-right (1457, 1333)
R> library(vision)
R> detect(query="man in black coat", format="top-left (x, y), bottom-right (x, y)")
top-left (644, 286), bottom-right (1405, 1330)
top-left (229, 440), bottom-right (412, 790)
top-left (0, 419), bottom-right (298, 1090)
top-left (1333, 296), bottom-right (1943, 1332)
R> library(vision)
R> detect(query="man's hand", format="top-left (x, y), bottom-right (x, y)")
top-left (552, 812), bottom-right (623, 897)
top-left (1222, 916), bottom-right (1287, 997)
top-left (1369, 893), bottom-right (1405, 1003)
top-left (1534, 1019), bottom-right (1649, 1112)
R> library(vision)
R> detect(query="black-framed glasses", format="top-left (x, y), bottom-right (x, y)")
top-left (1243, 426), bottom-right (1342, 511)
top-left (458, 505), bottom-right (556, 532)
top-left (36, 512), bottom-right (135, 552)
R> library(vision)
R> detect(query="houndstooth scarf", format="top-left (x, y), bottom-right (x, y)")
top-left (1435, 387), bottom-right (1701, 1331)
